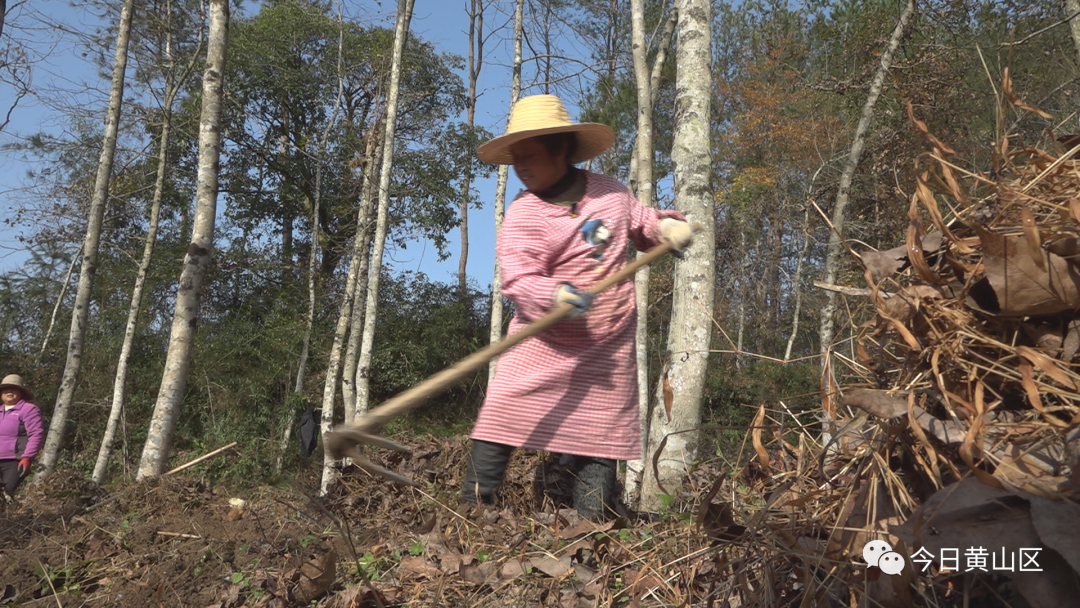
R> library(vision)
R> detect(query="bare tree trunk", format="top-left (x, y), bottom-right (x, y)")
top-left (349, 0), bottom-right (416, 439)
top-left (136, 0), bottom-right (229, 479)
top-left (1066, 0), bottom-right (1080, 64)
top-left (294, 194), bottom-right (319, 396)
top-left (342, 130), bottom-right (382, 417)
top-left (624, 0), bottom-right (676, 508)
top-left (93, 82), bottom-right (182, 485)
top-left (784, 206), bottom-right (811, 361)
top-left (36, 0), bottom-right (136, 478)
top-left (639, 0), bottom-right (713, 511)
top-left (819, 0), bottom-right (915, 356)
top-left (36, 244), bottom-right (81, 366)
top-left (487, 0), bottom-right (523, 384)
top-left (458, 0), bottom-right (485, 297)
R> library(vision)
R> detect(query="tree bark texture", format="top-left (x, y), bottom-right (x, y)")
top-left (1066, 0), bottom-right (1080, 65)
top-left (37, 0), bottom-right (136, 477)
top-left (639, 0), bottom-right (714, 511)
top-left (354, 0), bottom-right (416, 418)
top-left (136, 0), bottom-right (229, 479)
top-left (819, 0), bottom-right (915, 357)
top-left (487, 0), bottom-right (523, 385)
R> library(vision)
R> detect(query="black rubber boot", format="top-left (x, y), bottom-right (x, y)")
top-left (571, 456), bottom-right (619, 521)
top-left (462, 439), bottom-right (514, 506)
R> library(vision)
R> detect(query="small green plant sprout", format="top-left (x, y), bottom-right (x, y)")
top-left (408, 541), bottom-right (424, 556)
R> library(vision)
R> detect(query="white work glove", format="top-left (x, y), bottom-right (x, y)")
top-left (659, 218), bottom-right (693, 254)
top-left (554, 284), bottom-right (595, 319)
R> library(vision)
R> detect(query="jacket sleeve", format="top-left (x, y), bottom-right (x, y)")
top-left (20, 403), bottom-right (45, 460)
top-left (624, 185), bottom-right (688, 252)
top-left (497, 204), bottom-right (562, 323)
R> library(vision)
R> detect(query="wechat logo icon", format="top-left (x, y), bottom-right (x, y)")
top-left (861, 540), bottom-right (906, 575)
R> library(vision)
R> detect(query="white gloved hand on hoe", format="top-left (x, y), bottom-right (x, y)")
top-left (659, 218), bottom-right (693, 253)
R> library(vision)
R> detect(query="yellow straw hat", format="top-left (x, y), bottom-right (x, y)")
top-left (477, 94), bottom-right (615, 165)
top-left (0, 374), bottom-right (33, 401)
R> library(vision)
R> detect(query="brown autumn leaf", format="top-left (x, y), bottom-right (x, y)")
top-left (294, 546), bottom-right (337, 604)
top-left (500, 559), bottom-right (528, 580)
top-left (969, 228), bottom-right (1080, 316)
top-left (860, 233), bottom-right (944, 281)
top-left (397, 555), bottom-right (441, 580)
top-left (531, 555), bottom-right (574, 578)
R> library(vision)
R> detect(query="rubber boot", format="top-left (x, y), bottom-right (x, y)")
top-left (462, 439), bottom-right (514, 506)
top-left (571, 456), bottom-right (618, 521)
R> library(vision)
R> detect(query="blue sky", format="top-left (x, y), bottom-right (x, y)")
top-left (0, 0), bottom-right (597, 288)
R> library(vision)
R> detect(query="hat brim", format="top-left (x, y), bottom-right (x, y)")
top-left (477, 123), bottom-right (615, 165)
top-left (0, 384), bottom-right (33, 401)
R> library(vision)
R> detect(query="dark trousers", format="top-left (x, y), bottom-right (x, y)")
top-left (0, 459), bottom-right (23, 499)
top-left (462, 439), bottom-right (619, 519)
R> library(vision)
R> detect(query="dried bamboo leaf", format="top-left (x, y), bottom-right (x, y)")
top-left (1020, 205), bottom-right (1046, 271)
top-left (906, 100), bottom-right (957, 154)
top-left (751, 405), bottom-right (771, 469)
top-left (1003, 67), bottom-right (1054, 119)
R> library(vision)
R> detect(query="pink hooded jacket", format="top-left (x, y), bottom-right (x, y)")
top-left (0, 400), bottom-right (45, 460)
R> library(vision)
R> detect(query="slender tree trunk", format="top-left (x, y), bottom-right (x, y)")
top-left (1066, 0), bottom-right (1080, 64)
top-left (295, 193), bottom-right (319, 396)
top-left (624, 0), bottom-right (673, 508)
top-left (36, 0), bottom-right (136, 478)
top-left (819, 0), bottom-right (915, 356)
top-left (343, 130), bottom-right (382, 417)
top-left (93, 88), bottom-right (178, 484)
top-left (136, 0), bottom-right (229, 479)
top-left (639, 0), bottom-right (713, 511)
top-left (352, 0), bottom-right (416, 424)
top-left (487, 0), bottom-right (523, 384)
top-left (785, 206), bottom-right (811, 361)
top-left (458, 0), bottom-right (484, 298)
top-left (36, 244), bottom-right (81, 366)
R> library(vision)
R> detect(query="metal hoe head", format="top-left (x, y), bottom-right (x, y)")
top-left (324, 427), bottom-right (416, 486)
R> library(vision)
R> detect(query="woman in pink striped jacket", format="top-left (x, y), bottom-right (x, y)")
top-left (0, 374), bottom-right (45, 499)
top-left (465, 95), bottom-right (693, 519)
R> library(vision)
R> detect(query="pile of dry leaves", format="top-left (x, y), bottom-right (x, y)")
top-left (815, 87), bottom-right (1080, 607)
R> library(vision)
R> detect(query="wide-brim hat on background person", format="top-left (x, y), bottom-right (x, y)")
top-left (0, 375), bottom-right (32, 401)
top-left (477, 94), bottom-right (615, 165)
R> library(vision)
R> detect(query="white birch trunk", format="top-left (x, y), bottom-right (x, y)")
top-left (819, 0), bottom-right (915, 356)
top-left (136, 0), bottom-right (229, 479)
top-left (351, 0), bottom-right (416, 424)
top-left (93, 86), bottom-right (178, 484)
top-left (342, 131), bottom-right (382, 416)
top-left (639, 0), bottom-right (713, 511)
top-left (37, 0), bottom-right (136, 478)
top-left (487, 0), bottom-right (523, 384)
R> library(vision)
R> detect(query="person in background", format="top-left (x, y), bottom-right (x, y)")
top-left (0, 374), bottom-right (45, 500)
top-left (463, 94), bottom-right (694, 519)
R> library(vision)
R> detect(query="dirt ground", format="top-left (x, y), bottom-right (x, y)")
top-left (0, 435), bottom-right (736, 608)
